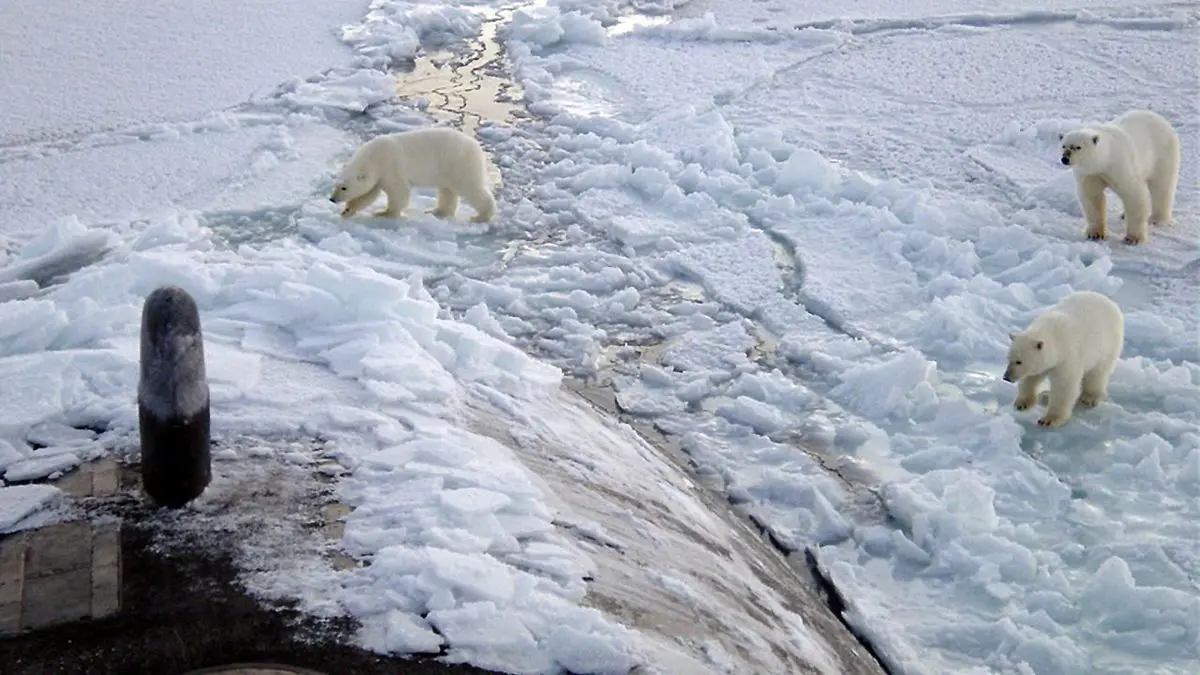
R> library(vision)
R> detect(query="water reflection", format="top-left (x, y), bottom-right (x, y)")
top-left (394, 6), bottom-right (526, 138)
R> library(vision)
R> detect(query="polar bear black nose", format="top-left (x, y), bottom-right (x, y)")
top-left (1060, 155), bottom-right (1070, 166)
top-left (329, 197), bottom-right (337, 202)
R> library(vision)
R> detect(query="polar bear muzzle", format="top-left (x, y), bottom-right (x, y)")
top-left (1061, 142), bottom-right (1084, 165)
top-left (1060, 135), bottom-right (1100, 165)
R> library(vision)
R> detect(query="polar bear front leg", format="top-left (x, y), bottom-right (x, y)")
top-left (341, 184), bottom-right (382, 218)
top-left (1039, 367), bottom-right (1081, 428)
top-left (429, 187), bottom-right (459, 219)
top-left (1078, 175), bottom-right (1108, 241)
top-left (1115, 181), bottom-right (1152, 245)
top-left (376, 182), bottom-right (411, 218)
top-left (1014, 373), bottom-right (1045, 411)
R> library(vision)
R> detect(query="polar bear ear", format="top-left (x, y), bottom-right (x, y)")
top-left (356, 171), bottom-right (369, 182)
top-left (1035, 341), bottom-right (1044, 350)
top-left (1091, 135), bottom-right (1099, 145)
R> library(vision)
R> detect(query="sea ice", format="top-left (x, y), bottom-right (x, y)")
top-left (0, 484), bottom-right (63, 532)
top-left (4, 0), bottom-right (1197, 673)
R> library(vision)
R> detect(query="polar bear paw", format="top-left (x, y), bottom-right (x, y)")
top-left (1037, 413), bottom-right (1069, 428)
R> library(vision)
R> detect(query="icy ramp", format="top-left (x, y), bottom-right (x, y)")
top-left (466, 383), bottom-right (886, 675)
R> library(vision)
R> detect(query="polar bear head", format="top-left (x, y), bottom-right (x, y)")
top-left (1002, 330), bottom-right (1059, 382)
top-left (329, 155), bottom-right (378, 204)
top-left (1058, 128), bottom-right (1105, 172)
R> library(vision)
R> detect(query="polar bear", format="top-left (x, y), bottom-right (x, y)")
top-left (1059, 109), bottom-right (1180, 245)
top-left (329, 126), bottom-right (496, 223)
top-left (1002, 290), bottom-right (1124, 428)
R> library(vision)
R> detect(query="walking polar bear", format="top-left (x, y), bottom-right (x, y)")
top-left (330, 126), bottom-right (496, 223)
top-left (1003, 291), bottom-right (1125, 429)
top-left (1059, 109), bottom-right (1180, 245)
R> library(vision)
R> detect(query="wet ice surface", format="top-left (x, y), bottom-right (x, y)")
top-left (0, 449), bottom-right (492, 674)
top-left (2, 0), bottom-right (1199, 674)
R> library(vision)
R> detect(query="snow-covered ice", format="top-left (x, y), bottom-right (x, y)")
top-left (0, 484), bottom-right (64, 533)
top-left (3, 0), bottom-right (1198, 673)
top-left (488, 0), bottom-right (1198, 672)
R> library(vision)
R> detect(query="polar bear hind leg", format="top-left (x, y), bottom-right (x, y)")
top-left (1079, 364), bottom-right (1114, 408)
top-left (429, 187), bottom-right (459, 219)
top-left (1079, 175), bottom-right (1108, 240)
top-left (1115, 180), bottom-right (1152, 245)
top-left (460, 182), bottom-right (497, 223)
top-left (1079, 335), bottom-right (1120, 408)
top-left (1148, 140), bottom-right (1180, 225)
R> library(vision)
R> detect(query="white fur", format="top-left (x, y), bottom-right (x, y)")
top-left (330, 126), bottom-right (496, 223)
top-left (1003, 291), bottom-right (1125, 428)
top-left (1059, 109), bottom-right (1180, 245)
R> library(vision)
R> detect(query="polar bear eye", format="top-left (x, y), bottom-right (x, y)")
top-left (338, 186), bottom-right (347, 191)
top-left (1015, 360), bottom-right (1022, 366)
